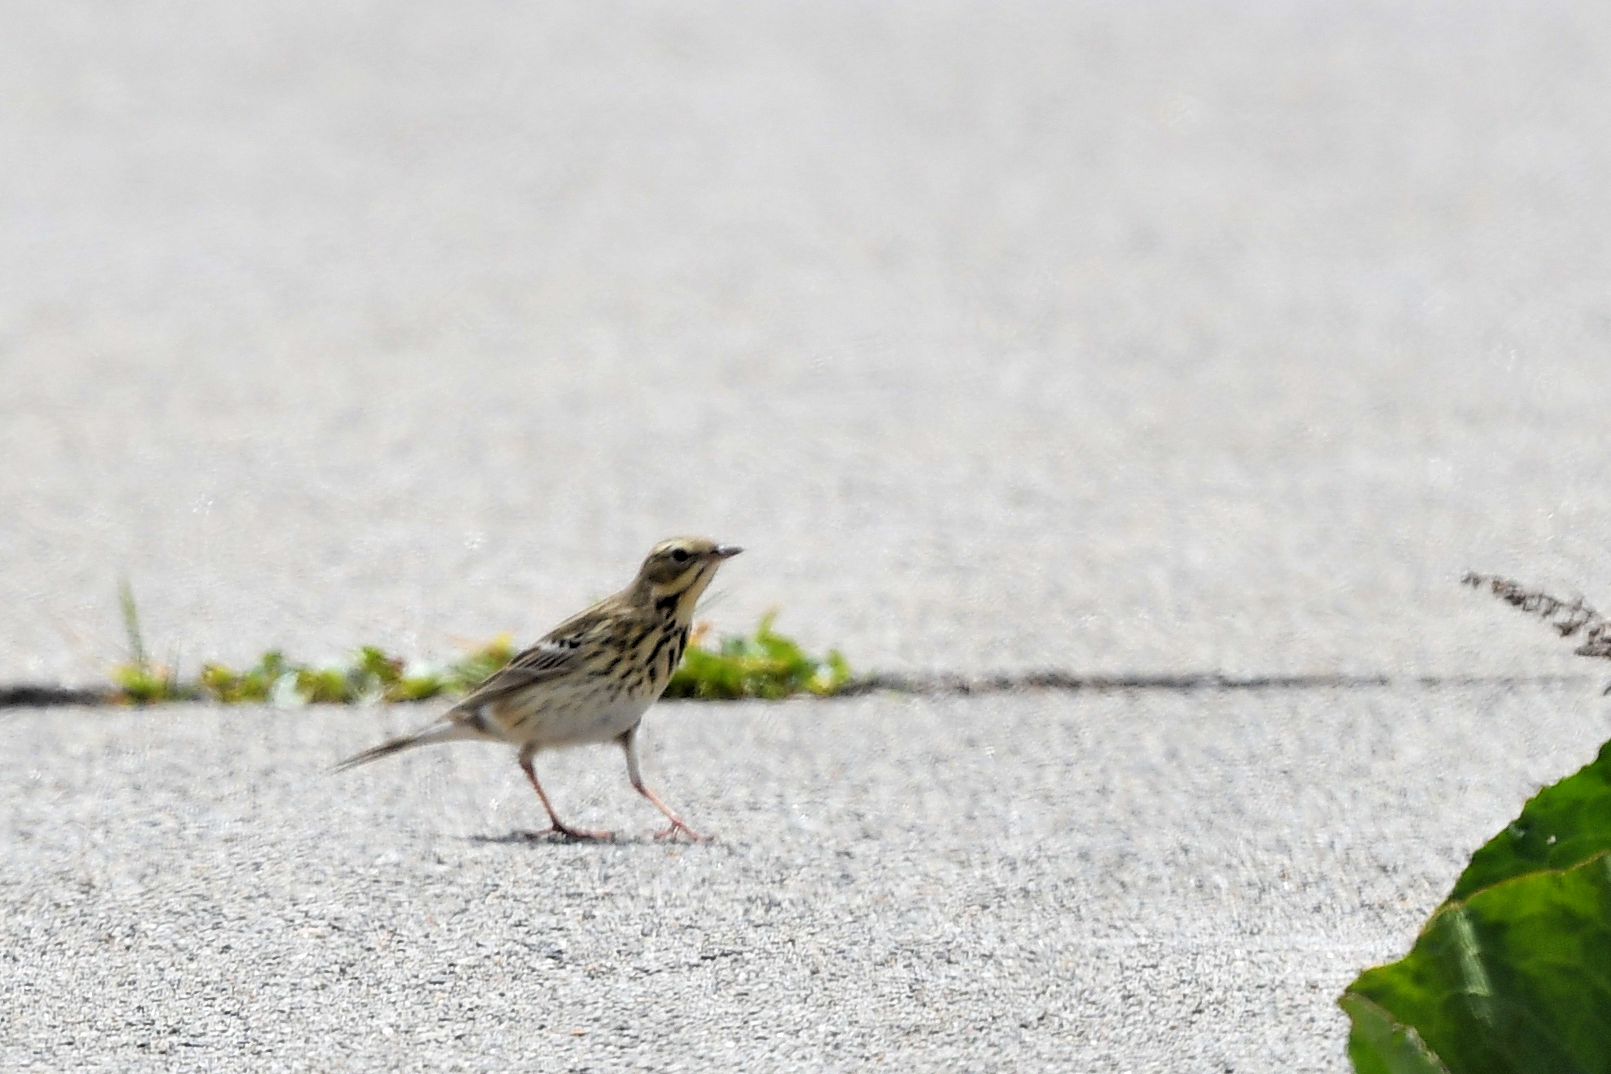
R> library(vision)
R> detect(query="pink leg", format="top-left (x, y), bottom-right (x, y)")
top-left (620, 728), bottom-right (709, 842)
top-left (519, 752), bottom-right (613, 842)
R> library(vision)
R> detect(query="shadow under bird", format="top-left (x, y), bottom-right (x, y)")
top-left (336, 537), bottom-right (742, 842)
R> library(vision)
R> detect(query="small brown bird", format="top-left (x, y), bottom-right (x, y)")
top-left (337, 537), bottom-right (742, 842)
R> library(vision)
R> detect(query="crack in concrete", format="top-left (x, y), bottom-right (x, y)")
top-left (0, 672), bottom-right (1593, 709)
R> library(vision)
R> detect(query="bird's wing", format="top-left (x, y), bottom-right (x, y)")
top-left (450, 603), bottom-right (617, 713)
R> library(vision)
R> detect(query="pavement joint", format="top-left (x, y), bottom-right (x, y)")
top-left (1, 671), bottom-right (1594, 709)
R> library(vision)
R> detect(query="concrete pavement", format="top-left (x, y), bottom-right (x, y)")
top-left (5, 684), bottom-right (1606, 1071)
top-left (7, 2), bottom-right (1611, 1070)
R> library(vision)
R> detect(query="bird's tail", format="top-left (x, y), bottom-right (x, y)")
top-left (333, 720), bottom-right (479, 773)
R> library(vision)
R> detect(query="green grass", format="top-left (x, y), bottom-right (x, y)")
top-left (188, 639), bottom-right (524, 706)
top-left (109, 587), bottom-right (849, 706)
top-left (112, 580), bottom-right (189, 703)
top-left (663, 613), bottom-right (852, 699)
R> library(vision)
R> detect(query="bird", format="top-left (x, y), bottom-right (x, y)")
top-left (336, 537), bottom-right (742, 842)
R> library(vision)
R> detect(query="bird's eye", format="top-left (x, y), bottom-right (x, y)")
top-left (671, 548), bottom-right (691, 563)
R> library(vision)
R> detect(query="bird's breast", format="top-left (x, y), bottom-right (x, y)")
top-left (501, 689), bottom-right (654, 748)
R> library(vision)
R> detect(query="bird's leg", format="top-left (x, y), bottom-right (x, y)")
top-left (619, 727), bottom-right (709, 843)
top-left (518, 750), bottom-right (612, 842)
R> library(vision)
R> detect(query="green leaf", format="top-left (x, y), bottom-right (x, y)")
top-left (1340, 994), bottom-right (1451, 1074)
top-left (1343, 853), bottom-right (1611, 1073)
top-left (1448, 740), bottom-right (1611, 904)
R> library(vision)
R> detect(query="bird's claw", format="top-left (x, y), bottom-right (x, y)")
top-left (653, 820), bottom-right (710, 843)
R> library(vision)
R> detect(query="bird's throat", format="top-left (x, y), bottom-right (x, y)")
top-left (649, 569), bottom-right (713, 625)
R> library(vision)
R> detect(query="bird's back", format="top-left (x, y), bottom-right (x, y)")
top-left (452, 595), bottom-right (689, 749)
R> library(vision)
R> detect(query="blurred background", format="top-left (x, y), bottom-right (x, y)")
top-left (5, 1), bottom-right (1611, 685)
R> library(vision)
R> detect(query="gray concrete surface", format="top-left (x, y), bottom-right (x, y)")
top-left (8, 2), bottom-right (1611, 1071)
top-left (6, 684), bottom-right (1606, 1072)
top-left (6, 2), bottom-right (1611, 682)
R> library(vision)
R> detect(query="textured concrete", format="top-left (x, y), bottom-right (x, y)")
top-left (5, 684), bottom-right (1607, 1072)
top-left (6, 2), bottom-right (1611, 684)
top-left (7, 2), bottom-right (1611, 1071)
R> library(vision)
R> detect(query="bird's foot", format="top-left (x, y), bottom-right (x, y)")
top-left (652, 819), bottom-right (711, 843)
top-left (522, 824), bottom-right (615, 843)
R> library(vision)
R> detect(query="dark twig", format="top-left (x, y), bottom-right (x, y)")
top-left (1462, 571), bottom-right (1611, 659)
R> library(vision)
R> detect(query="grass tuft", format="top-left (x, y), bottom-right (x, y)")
top-left (105, 589), bottom-right (848, 706)
top-left (112, 579), bottom-right (190, 704)
top-left (664, 612), bottom-right (852, 700)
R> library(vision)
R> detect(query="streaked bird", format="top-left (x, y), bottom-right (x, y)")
top-left (336, 537), bottom-right (742, 842)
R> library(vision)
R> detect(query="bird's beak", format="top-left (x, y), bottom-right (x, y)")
top-left (712, 545), bottom-right (743, 559)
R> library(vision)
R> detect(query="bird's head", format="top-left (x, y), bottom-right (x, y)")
top-left (634, 537), bottom-right (743, 621)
